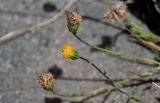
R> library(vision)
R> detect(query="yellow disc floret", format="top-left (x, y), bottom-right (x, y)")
top-left (62, 44), bottom-right (74, 59)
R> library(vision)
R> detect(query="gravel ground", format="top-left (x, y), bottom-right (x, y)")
top-left (0, 0), bottom-right (160, 103)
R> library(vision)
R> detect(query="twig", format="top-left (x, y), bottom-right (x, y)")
top-left (0, 0), bottom-right (77, 44)
top-left (152, 82), bottom-right (160, 89)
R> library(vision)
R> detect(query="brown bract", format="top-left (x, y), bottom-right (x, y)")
top-left (66, 12), bottom-right (82, 24)
top-left (104, 2), bottom-right (127, 21)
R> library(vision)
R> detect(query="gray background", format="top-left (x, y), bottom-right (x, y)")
top-left (0, 0), bottom-right (159, 103)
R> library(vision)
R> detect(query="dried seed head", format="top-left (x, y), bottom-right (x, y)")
top-left (38, 72), bottom-right (54, 91)
top-left (104, 2), bottom-right (127, 21)
top-left (66, 12), bottom-right (82, 24)
top-left (66, 12), bottom-right (82, 34)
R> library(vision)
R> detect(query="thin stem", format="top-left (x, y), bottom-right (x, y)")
top-left (79, 56), bottom-right (133, 99)
top-left (51, 68), bottom-right (157, 102)
top-left (52, 70), bottom-right (158, 102)
top-left (100, 0), bottom-right (160, 52)
top-left (80, 56), bottom-right (114, 85)
top-left (116, 71), bottom-right (160, 85)
top-left (73, 34), bottom-right (160, 65)
top-left (117, 16), bottom-right (160, 52)
top-left (52, 84), bottom-right (114, 97)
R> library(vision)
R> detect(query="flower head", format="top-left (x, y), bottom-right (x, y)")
top-left (104, 2), bottom-right (127, 21)
top-left (66, 12), bottom-right (82, 34)
top-left (66, 12), bottom-right (82, 24)
top-left (61, 44), bottom-right (79, 60)
top-left (37, 72), bottom-right (54, 91)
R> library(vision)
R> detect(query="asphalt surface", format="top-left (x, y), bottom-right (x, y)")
top-left (0, 0), bottom-right (160, 103)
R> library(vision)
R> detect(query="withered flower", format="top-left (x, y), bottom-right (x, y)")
top-left (66, 12), bottom-right (82, 24)
top-left (66, 12), bottom-right (82, 34)
top-left (38, 72), bottom-right (55, 91)
top-left (104, 2), bottom-right (127, 21)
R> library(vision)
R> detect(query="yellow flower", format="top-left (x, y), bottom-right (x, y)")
top-left (61, 44), bottom-right (79, 60)
top-left (62, 44), bottom-right (74, 59)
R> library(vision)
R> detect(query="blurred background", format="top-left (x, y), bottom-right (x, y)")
top-left (0, 0), bottom-right (160, 103)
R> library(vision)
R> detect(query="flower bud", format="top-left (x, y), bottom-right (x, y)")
top-left (66, 12), bottom-right (82, 34)
top-left (62, 44), bottom-right (79, 60)
top-left (37, 73), bottom-right (54, 91)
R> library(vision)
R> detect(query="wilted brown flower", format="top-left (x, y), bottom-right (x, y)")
top-left (66, 12), bottom-right (82, 24)
top-left (104, 2), bottom-right (127, 21)
top-left (66, 12), bottom-right (82, 34)
top-left (38, 72), bottom-right (55, 91)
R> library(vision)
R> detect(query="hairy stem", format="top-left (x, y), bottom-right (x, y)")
top-left (73, 34), bottom-right (160, 65)
top-left (52, 84), bottom-right (114, 97)
top-left (52, 70), bottom-right (158, 102)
